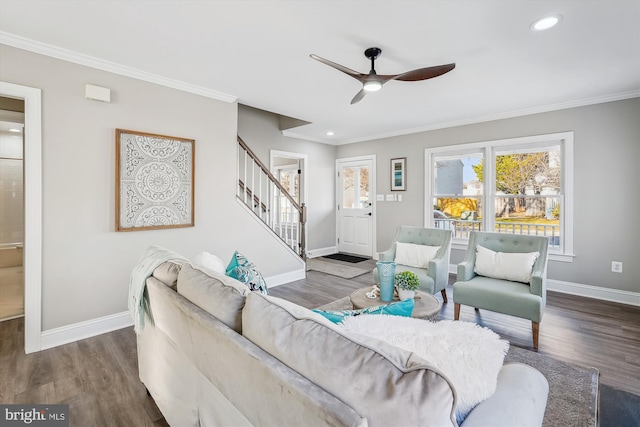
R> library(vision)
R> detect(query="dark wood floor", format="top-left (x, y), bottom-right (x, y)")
top-left (1, 264), bottom-right (638, 426)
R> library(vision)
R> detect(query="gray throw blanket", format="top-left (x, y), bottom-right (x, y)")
top-left (128, 245), bottom-right (187, 333)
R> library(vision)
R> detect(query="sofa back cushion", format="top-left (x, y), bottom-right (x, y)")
top-left (177, 263), bottom-right (249, 333)
top-left (242, 293), bottom-right (457, 427)
top-left (152, 261), bottom-right (183, 290)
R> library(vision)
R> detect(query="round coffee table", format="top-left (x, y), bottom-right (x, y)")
top-left (350, 288), bottom-right (442, 320)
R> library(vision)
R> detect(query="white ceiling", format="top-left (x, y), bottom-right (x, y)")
top-left (1, 0), bottom-right (639, 145)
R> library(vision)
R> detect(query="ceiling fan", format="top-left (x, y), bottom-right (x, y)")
top-left (310, 47), bottom-right (455, 104)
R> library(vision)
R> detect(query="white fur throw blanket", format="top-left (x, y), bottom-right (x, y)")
top-left (339, 316), bottom-right (509, 422)
top-left (128, 245), bottom-right (187, 333)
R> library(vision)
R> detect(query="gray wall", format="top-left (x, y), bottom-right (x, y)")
top-left (237, 105), bottom-right (337, 252)
top-left (337, 98), bottom-right (640, 293)
top-left (1, 45), bottom-right (303, 330)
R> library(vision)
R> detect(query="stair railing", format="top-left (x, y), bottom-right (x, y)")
top-left (237, 136), bottom-right (306, 259)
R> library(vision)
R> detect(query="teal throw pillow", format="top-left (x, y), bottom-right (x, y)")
top-left (313, 299), bottom-right (414, 324)
top-left (225, 251), bottom-right (268, 294)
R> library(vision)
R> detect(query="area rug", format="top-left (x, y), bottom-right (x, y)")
top-left (323, 253), bottom-right (370, 263)
top-left (316, 296), bottom-right (599, 427)
top-left (306, 258), bottom-right (369, 279)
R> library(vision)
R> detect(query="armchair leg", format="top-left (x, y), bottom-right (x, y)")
top-left (532, 321), bottom-right (540, 350)
top-left (454, 303), bottom-right (460, 320)
top-left (440, 289), bottom-right (448, 303)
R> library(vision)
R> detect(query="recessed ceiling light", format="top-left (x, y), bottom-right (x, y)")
top-left (326, 131), bottom-right (334, 136)
top-left (531, 15), bottom-right (562, 31)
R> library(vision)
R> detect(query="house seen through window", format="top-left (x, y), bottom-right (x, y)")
top-left (425, 132), bottom-right (574, 260)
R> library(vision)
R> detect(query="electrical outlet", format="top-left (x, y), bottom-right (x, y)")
top-left (611, 261), bottom-right (623, 273)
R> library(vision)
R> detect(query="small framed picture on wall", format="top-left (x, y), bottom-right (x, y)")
top-left (390, 157), bottom-right (406, 191)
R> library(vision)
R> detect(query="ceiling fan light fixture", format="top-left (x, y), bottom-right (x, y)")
top-left (530, 14), bottom-right (562, 31)
top-left (363, 80), bottom-right (382, 92)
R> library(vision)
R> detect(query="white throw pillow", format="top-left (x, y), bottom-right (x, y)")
top-left (194, 251), bottom-right (226, 274)
top-left (474, 245), bottom-right (540, 283)
top-left (394, 242), bottom-right (441, 269)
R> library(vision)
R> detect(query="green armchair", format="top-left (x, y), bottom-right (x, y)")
top-left (373, 226), bottom-right (452, 302)
top-left (453, 231), bottom-right (549, 350)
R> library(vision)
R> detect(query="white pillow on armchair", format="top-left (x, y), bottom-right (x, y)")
top-left (474, 245), bottom-right (540, 283)
top-left (394, 242), bottom-right (440, 268)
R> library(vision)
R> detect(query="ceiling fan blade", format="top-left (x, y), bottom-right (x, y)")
top-left (310, 54), bottom-right (365, 80)
top-left (391, 63), bottom-right (456, 82)
top-left (350, 89), bottom-right (367, 105)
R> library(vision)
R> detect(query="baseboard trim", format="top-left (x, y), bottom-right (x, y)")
top-left (547, 279), bottom-right (640, 307)
top-left (265, 268), bottom-right (306, 288)
top-left (40, 311), bottom-right (133, 350)
top-left (306, 246), bottom-right (338, 258)
top-left (447, 264), bottom-right (640, 307)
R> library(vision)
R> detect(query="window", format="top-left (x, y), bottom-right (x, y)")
top-left (425, 132), bottom-right (574, 261)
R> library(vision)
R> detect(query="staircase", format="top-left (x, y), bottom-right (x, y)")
top-left (236, 136), bottom-right (306, 260)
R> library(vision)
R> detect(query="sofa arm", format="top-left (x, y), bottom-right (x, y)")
top-left (428, 255), bottom-right (449, 291)
top-left (461, 363), bottom-right (548, 427)
top-left (378, 248), bottom-right (395, 262)
top-left (457, 261), bottom-right (476, 282)
top-left (530, 270), bottom-right (545, 297)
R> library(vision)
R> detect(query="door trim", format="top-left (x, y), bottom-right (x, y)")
top-left (335, 155), bottom-right (376, 257)
top-left (0, 81), bottom-right (42, 353)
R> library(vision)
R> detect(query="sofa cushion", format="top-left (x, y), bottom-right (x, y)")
top-left (152, 261), bottom-right (182, 290)
top-left (395, 242), bottom-right (440, 268)
top-left (312, 299), bottom-right (414, 323)
top-left (242, 293), bottom-right (457, 427)
top-left (226, 251), bottom-right (268, 294)
top-left (474, 245), bottom-right (540, 284)
top-left (177, 263), bottom-right (249, 333)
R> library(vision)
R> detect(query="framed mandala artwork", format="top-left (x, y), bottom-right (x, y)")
top-left (115, 129), bottom-right (195, 231)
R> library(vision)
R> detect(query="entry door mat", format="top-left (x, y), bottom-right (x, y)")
top-left (306, 258), bottom-right (369, 279)
top-left (323, 253), bottom-right (370, 263)
top-left (316, 296), bottom-right (599, 427)
top-left (598, 384), bottom-right (640, 427)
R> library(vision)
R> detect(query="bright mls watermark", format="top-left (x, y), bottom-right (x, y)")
top-left (1, 405), bottom-right (68, 426)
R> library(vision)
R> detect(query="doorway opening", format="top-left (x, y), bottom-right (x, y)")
top-left (0, 102), bottom-right (25, 322)
top-left (270, 150), bottom-right (308, 252)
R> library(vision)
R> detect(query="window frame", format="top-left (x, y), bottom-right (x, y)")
top-left (424, 131), bottom-right (574, 262)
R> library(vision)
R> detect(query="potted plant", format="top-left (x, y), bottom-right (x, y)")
top-left (394, 271), bottom-right (420, 301)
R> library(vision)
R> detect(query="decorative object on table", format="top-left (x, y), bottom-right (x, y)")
top-left (394, 270), bottom-right (420, 301)
top-left (375, 260), bottom-right (396, 302)
top-left (350, 288), bottom-right (439, 320)
top-left (390, 157), bottom-right (406, 191)
top-left (116, 129), bottom-right (194, 231)
top-left (365, 284), bottom-right (380, 299)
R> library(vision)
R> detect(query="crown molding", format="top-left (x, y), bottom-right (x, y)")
top-left (335, 90), bottom-right (640, 145)
top-left (0, 32), bottom-right (237, 103)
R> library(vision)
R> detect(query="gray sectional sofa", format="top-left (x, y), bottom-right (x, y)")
top-left (136, 258), bottom-right (549, 427)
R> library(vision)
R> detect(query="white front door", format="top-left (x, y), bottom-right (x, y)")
top-left (337, 157), bottom-right (375, 257)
